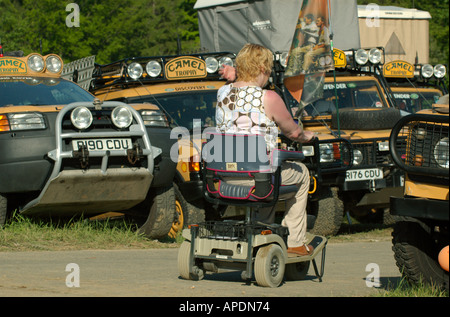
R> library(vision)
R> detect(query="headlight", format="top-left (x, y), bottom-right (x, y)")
top-left (421, 64), bottom-right (434, 78)
top-left (378, 141), bottom-right (389, 151)
top-left (27, 54), bottom-right (45, 72)
top-left (319, 56), bottom-right (326, 66)
top-left (302, 145), bottom-right (314, 157)
top-left (279, 52), bottom-right (289, 68)
top-left (146, 60), bottom-right (162, 77)
top-left (71, 106), bottom-right (93, 130)
top-left (368, 48), bottom-right (382, 64)
top-left (355, 49), bottom-right (369, 65)
top-left (434, 137), bottom-right (449, 168)
top-left (319, 143), bottom-right (334, 163)
top-left (111, 106), bottom-right (133, 129)
top-left (6, 113), bottom-right (46, 131)
top-left (127, 62), bottom-right (143, 80)
top-left (353, 149), bottom-right (363, 165)
top-left (434, 64), bottom-right (446, 79)
top-left (219, 56), bottom-right (234, 68)
top-left (414, 127), bottom-right (427, 141)
top-left (205, 57), bottom-right (219, 73)
top-left (46, 55), bottom-right (63, 73)
top-left (141, 110), bottom-right (169, 127)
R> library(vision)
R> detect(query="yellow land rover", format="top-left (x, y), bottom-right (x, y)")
top-left (384, 60), bottom-right (446, 113)
top-left (87, 53), bottom-right (235, 237)
top-left (281, 47), bottom-right (407, 234)
top-left (85, 52), bottom-right (352, 238)
top-left (0, 51), bottom-right (176, 239)
top-left (389, 100), bottom-right (449, 291)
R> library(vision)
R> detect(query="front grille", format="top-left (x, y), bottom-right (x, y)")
top-left (352, 141), bottom-right (376, 166)
top-left (390, 113), bottom-right (449, 178)
top-left (406, 121), bottom-right (449, 169)
top-left (61, 107), bottom-right (136, 133)
top-left (350, 138), bottom-right (407, 168)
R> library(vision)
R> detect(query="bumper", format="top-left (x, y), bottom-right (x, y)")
top-left (21, 168), bottom-right (152, 216)
top-left (390, 196), bottom-right (449, 221)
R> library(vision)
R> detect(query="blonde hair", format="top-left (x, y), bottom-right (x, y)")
top-left (235, 43), bottom-right (273, 82)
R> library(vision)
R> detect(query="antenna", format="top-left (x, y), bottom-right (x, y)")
top-left (177, 34), bottom-right (182, 55)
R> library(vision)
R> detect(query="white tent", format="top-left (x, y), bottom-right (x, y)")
top-left (194, 0), bottom-right (361, 54)
top-left (358, 5), bottom-right (431, 64)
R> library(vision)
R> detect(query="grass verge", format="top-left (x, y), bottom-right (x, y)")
top-left (0, 212), bottom-right (178, 252)
top-left (374, 277), bottom-right (448, 297)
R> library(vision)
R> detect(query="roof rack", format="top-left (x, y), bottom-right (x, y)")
top-left (87, 52), bottom-right (235, 91)
top-left (61, 55), bottom-right (96, 91)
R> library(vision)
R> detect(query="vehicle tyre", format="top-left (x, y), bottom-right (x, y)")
top-left (137, 186), bottom-right (176, 239)
top-left (178, 241), bottom-right (204, 281)
top-left (254, 244), bottom-right (285, 288)
top-left (310, 188), bottom-right (343, 237)
top-left (0, 194), bottom-right (7, 227)
top-left (284, 261), bottom-right (310, 281)
top-left (169, 184), bottom-right (205, 238)
top-left (331, 108), bottom-right (403, 131)
top-left (382, 208), bottom-right (397, 226)
top-left (392, 219), bottom-right (449, 291)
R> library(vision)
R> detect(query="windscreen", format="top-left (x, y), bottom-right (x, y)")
top-left (392, 90), bottom-right (442, 113)
top-left (0, 77), bottom-right (94, 107)
top-left (286, 79), bottom-right (387, 117)
top-left (127, 91), bottom-right (219, 130)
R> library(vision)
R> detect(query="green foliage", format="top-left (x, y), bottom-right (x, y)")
top-left (0, 0), bottom-right (447, 69)
top-left (0, 0), bottom-right (200, 64)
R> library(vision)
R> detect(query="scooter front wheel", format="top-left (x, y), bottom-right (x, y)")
top-left (254, 244), bottom-right (285, 288)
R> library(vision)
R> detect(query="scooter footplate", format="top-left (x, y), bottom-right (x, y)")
top-left (286, 234), bottom-right (327, 263)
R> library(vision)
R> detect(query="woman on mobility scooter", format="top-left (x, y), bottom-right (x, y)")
top-left (216, 43), bottom-right (317, 256)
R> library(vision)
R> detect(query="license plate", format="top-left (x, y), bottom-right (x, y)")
top-left (345, 168), bottom-right (383, 182)
top-left (72, 138), bottom-right (132, 151)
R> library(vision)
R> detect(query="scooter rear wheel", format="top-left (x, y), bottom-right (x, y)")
top-left (285, 261), bottom-right (310, 281)
top-left (178, 241), bottom-right (204, 281)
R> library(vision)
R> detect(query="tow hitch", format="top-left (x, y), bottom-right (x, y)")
top-left (73, 144), bottom-right (89, 169)
top-left (127, 142), bottom-right (144, 164)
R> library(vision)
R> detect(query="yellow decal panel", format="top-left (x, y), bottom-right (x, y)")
top-left (404, 177), bottom-right (449, 200)
top-left (333, 49), bottom-right (347, 68)
top-left (383, 60), bottom-right (414, 78)
top-left (165, 56), bottom-right (207, 80)
top-left (0, 58), bottom-right (27, 74)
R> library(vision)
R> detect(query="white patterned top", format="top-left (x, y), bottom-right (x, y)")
top-left (216, 84), bottom-right (278, 153)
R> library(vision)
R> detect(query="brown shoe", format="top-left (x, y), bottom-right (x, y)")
top-left (287, 244), bottom-right (314, 256)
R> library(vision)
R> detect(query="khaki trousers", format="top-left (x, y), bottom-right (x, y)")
top-left (257, 161), bottom-right (310, 248)
top-left (225, 161), bottom-right (310, 248)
